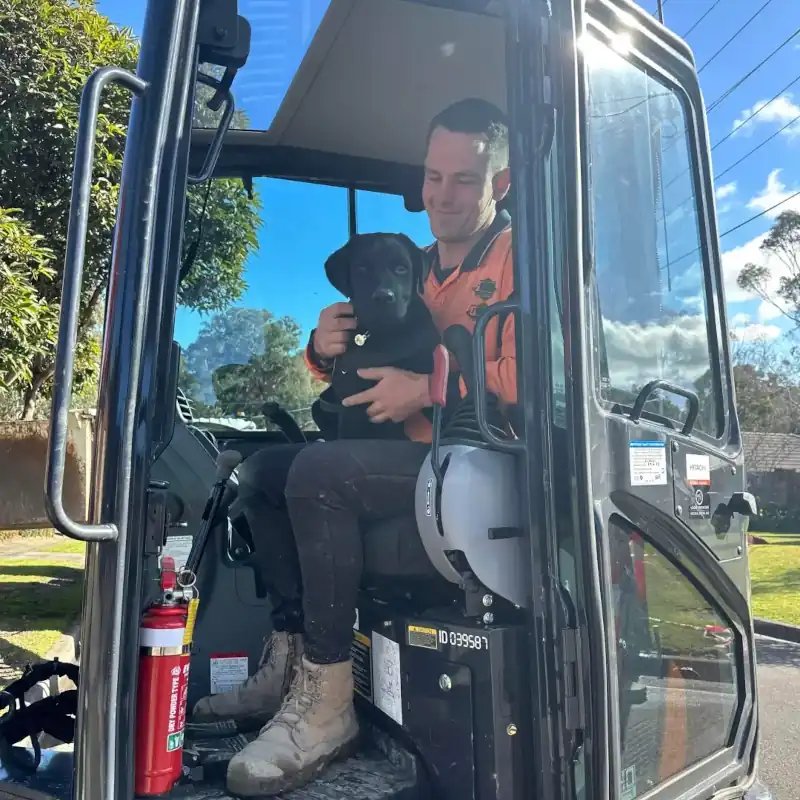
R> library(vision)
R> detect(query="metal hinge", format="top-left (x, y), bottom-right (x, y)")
top-left (561, 623), bottom-right (586, 731)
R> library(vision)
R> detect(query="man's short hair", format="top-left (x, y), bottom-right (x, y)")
top-left (426, 98), bottom-right (509, 173)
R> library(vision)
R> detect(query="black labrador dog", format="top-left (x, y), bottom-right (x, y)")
top-left (312, 233), bottom-right (441, 440)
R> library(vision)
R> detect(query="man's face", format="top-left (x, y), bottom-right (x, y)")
top-left (423, 126), bottom-right (508, 244)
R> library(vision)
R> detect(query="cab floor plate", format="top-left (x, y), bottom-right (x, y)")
top-left (179, 724), bottom-right (427, 799)
top-left (1, 727), bottom-right (428, 800)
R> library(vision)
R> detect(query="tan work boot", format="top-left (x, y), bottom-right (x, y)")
top-left (226, 657), bottom-right (359, 796)
top-left (192, 631), bottom-right (303, 724)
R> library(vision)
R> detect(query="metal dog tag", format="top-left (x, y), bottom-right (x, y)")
top-left (354, 333), bottom-right (369, 347)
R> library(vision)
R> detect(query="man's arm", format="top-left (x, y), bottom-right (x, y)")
top-left (303, 302), bottom-right (358, 382)
top-left (485, 309), bottom-right (517, 406)
top-left (303, 330), bottom-right (333, 383)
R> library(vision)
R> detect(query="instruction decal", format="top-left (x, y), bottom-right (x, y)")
top-left (351, 630), bottom-right (372, 701)
top-left (620, 765), bottom-right (637, 800)
top-left (629, 440), bottom-right (667, 486)
top-left (372, 632), bottom-right (403, 726)
top-left (686, 453), bottom-right (711, 519)
top-left (407, 624), bottom-right (439, 651)
top-left (161, 535), bottom-right (193, 570)
top-left (209, 653), bottom-right (249, 695)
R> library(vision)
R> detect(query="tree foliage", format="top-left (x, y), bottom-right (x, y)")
top-left (181, 308), bottom-right (324, 428)
top-left (738, 210), bottom-right (800, 329)
top-left (730, 211), bottom-right (800, 433)
top-left (733, 363), bottom-right (800, 434)
top-left (0, 0), bottom-right (262, 418)
top-left (0, 210), bottom-right (58, 390)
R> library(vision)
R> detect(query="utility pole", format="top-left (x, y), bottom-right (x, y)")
top-left (656, 0), bottom-right (665, 24)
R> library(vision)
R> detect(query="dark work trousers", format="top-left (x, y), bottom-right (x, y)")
top-left (236, 439), bottom-right (430, 664)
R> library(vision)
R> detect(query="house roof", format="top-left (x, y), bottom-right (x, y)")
top-left (742, 432), bottom-right (800, 474)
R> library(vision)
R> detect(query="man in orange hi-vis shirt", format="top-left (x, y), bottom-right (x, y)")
top-left (193, 98), bottom-right (517, 797)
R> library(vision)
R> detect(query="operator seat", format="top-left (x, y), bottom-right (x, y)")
top-left (357, 323), bottom-right (529, 614)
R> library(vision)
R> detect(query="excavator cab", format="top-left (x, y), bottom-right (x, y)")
top-left (0, 1), bottom-right (768, 799)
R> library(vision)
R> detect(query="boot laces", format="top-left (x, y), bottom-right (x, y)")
top-left (267, 665), bottom-right (321, 733)
top-left (237, 633), bottom-right (284, 693)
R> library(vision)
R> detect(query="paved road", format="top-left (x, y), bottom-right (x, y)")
top-left (755, 635), bottom-right (800, 799)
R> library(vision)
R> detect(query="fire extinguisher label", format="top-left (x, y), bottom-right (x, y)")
top-left (166, 663), bottom-right (190, 751)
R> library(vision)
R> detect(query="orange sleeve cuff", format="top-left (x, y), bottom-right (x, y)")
top-left (304, 333), bottom-right (333, 383)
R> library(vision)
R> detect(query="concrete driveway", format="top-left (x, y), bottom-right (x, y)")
top-left (756, 635), bottom-right (800, 799)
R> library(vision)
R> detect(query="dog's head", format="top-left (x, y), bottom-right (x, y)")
top-left (324, 233), bottom-right (425, 330)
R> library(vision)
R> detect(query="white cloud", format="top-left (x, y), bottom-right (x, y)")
top-left (720, 232), bottom-right (768, 304)
top-left (747, 169), bottom-right (800, 218)
top-left (720, 170), bottom-right (799, 320)
top-left (602, 314), bottom-right (714, 390)
top-left (730, 323), bottom-right (781, 342)
top-left (733, 95), bottom-right (800, 138)
top-left (730, 312), bottom-right (751, 326)
top-left (716, 182), bottom-right (737, 200)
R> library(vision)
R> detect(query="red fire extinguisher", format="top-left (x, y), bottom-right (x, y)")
top-left (134, 556), bottom-right (194, 796)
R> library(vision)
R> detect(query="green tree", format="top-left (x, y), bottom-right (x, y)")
top-left (0, 0), bottom-right (262, 418)
top-left (0, 210), bottom-right (58, 394)
top-left (183, 308), bottom-right (323, 427)
top-left (738, 210), bottom-right (800, 329)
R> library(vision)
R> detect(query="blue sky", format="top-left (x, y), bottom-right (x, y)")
top-left (95, 0), bottom-right (800, 353)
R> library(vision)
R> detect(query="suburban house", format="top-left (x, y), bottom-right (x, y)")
top-left (742, 431), bottom-right (800, 510)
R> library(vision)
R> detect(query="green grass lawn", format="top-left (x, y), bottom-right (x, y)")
top-left (749, 535), bottom-right (800, 626)
top-left (0, 536), bottom-right (85, 681)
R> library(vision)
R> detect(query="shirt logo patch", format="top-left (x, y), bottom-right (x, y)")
top-left (473, 278), bottom-right (497, 301)
top-left (467, 303), bottom-right (490, 320)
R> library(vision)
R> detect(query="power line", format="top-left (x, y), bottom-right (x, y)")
top-left (714, 112), bottom-right (800, 182)
top-left (682, 0), bottom-right (723, 39)
top-left (661, 110), bottom-right (800, 218)
top-left (698, 0), bottom-right (777, 73)
top-left (661, 79), bottom-right (798, 194)
top-left (664, 190), bottom-right (800, 268)
top-left (707, 27), bottom-right (800, 113)
top-left (721, 190), bottom-right (800, 238)
top-left (712, 71), bottom-right (800, 151)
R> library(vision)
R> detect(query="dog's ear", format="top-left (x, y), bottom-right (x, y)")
top-left (393, 234), bottom-right (426, 294)
top-left (324, 237), bottom-right (356, 298)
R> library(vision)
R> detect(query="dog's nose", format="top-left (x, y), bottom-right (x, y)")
top-left (372, 287), bottom-right (396, 304)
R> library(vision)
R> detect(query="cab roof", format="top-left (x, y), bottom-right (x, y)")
top-left (190, 0), bottom-right (505, 200)
top-left (188, 0), bottom-right (694, 200)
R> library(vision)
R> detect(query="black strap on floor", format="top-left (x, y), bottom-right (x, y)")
top-left (0, 660), bottom-right (80, 773)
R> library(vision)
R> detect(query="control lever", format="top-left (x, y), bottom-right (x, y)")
top-left (184, 450), bottom-right (242, 575)
top-left (263, 401), bottom-right (306, 444)
top-left (429, 344), bottom-right (451, 486)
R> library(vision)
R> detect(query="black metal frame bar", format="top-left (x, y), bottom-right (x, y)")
top-left (71, 2), bottom-right (202, 800)
top-left (504, 1), bottom-right (563, 798)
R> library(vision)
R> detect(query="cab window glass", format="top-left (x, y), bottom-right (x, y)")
top-left (176, 178), bottom-right (348, 430)
top-left (585, 36), bottom-right (719, 436)
top-left (610, 520), bottom-right (739, 794)
top-left (355, 191), bottom-right (432, 244)
top-left (194, 0), bottom-right (334, 131)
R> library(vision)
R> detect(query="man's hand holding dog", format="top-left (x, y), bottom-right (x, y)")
top-left (342, 368), bottom-right (431, 424)
top-left (313, 302), bottom-right (358, 359)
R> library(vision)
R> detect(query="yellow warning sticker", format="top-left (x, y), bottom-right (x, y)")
top-left (183, 598), bottom-right (199, 645)
top-left (351, 631), bottom-right (372, 701)
top-left (407, 625), bottom-right (438, 650)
